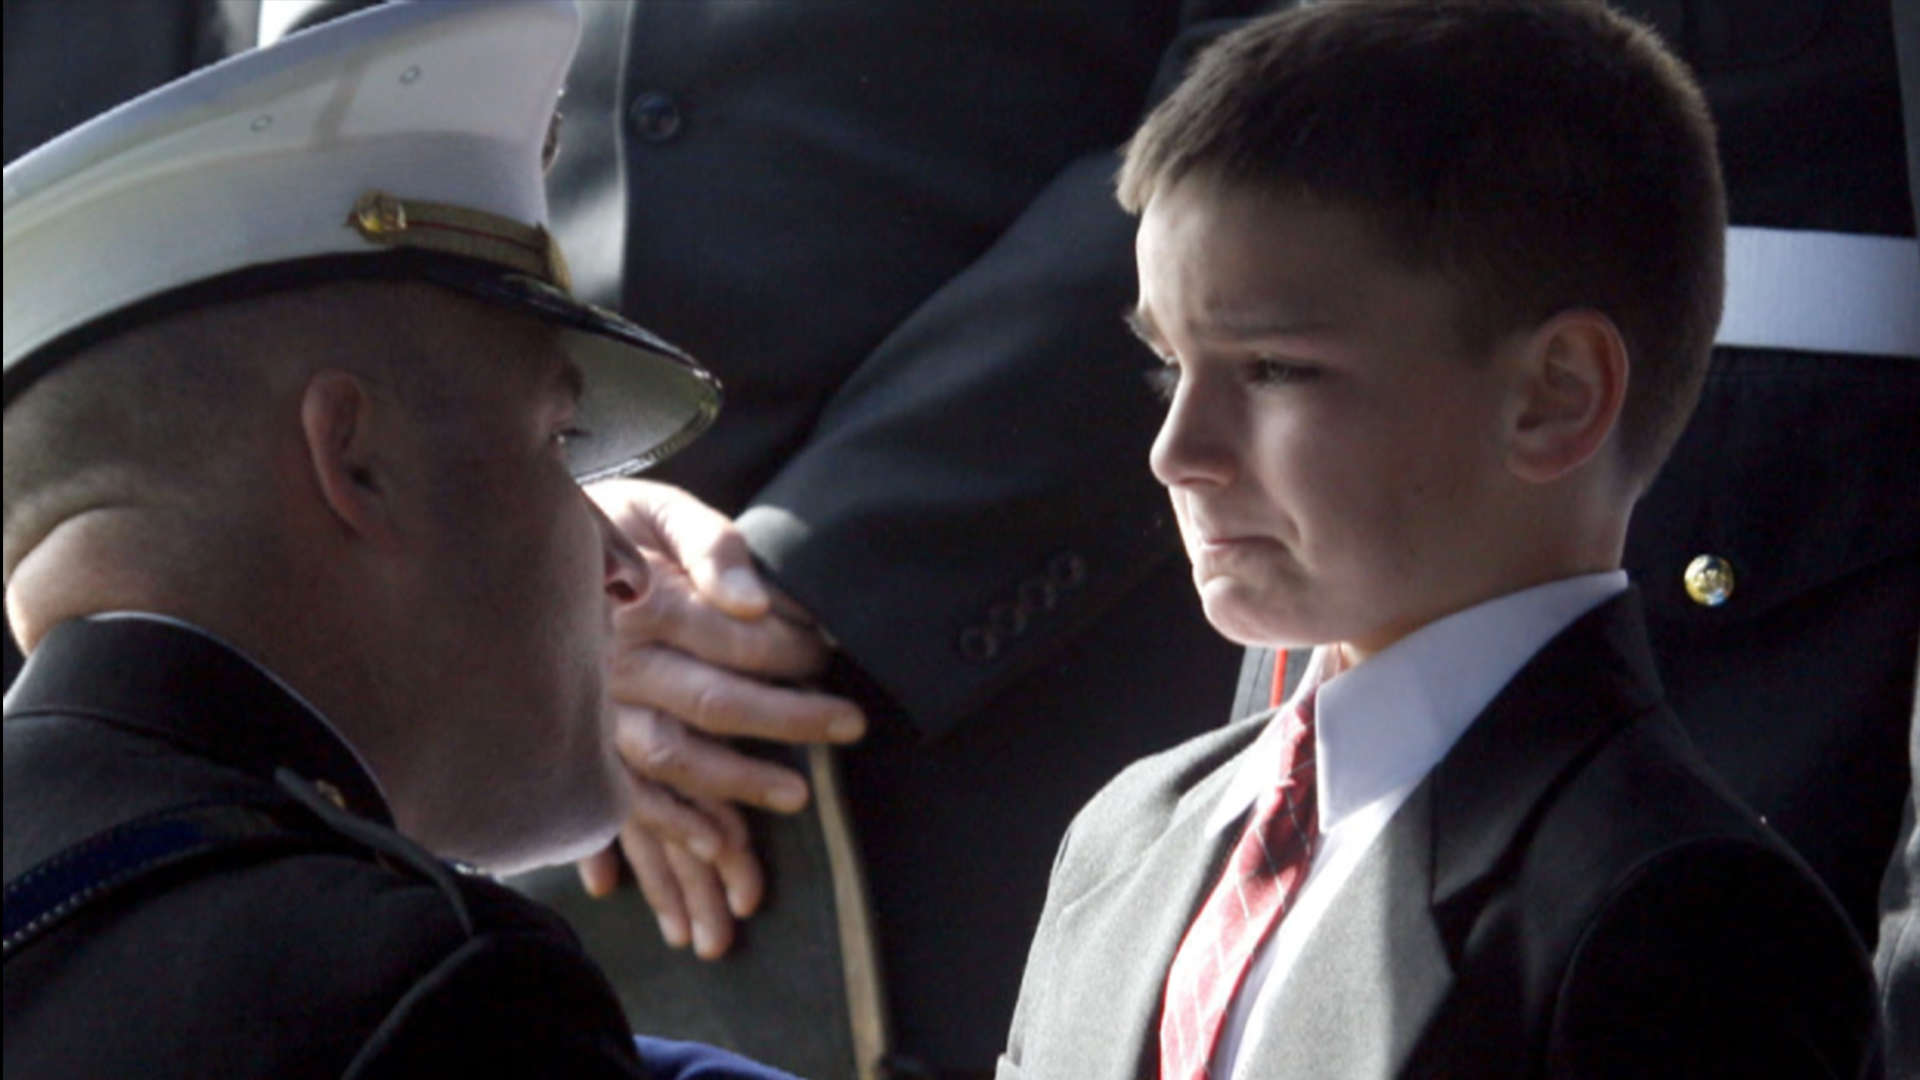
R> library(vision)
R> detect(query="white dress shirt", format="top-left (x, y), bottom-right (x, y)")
top-left (1211, 571), bottom-right (1629, 1078)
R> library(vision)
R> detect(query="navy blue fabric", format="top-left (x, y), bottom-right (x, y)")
top-left (633, 1036), bottom-right (804, 1080)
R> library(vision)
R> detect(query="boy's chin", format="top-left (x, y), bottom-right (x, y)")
top-left (1196, 583), bottom-right (1321, 651)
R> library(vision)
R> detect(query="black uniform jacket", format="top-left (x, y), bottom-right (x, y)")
top-left (2, 617), bottom-right (652, 1079)
top-left (1004, 591), bottom-right (1882, 1079)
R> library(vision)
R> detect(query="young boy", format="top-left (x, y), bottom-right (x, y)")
top-left (998, 3), bottom-right (1880, 1077)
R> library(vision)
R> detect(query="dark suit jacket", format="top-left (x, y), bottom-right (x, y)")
top-left (1003, 591), bottom-right (1880, 1078)
top-left (522, 3), bottom-right (1266, 1072)
top-left (1, 617), bottom-right (710, 1079)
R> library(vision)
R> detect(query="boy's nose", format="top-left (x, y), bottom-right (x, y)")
top-left (1149, 380), bottom-right (1237, 490)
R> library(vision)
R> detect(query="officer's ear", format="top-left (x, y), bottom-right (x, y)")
top-left (299, 369), bottom-right (402, 550)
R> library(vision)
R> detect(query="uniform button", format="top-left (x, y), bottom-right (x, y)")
top-left (627, 91), bottom-right (684, 143)
top-left (1047, 552), bottom-right (1088, 590)
top-left (1683, 554), bottom-right (1735, 607)
top-left (313, 779), bottom-right (347, 810)
top-left (959, 626), bottom-right (1000, 663)
top-left (989, 601), bottom-right (1028, 638)
top-left (1018, 576), bottom-right (1058, 612)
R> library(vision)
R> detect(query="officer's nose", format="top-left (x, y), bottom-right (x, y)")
top-left (588, 495), bottom-right (649, 605)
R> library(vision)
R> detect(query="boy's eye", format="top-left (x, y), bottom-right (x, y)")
top-left (1142, 364), bottom-right (1181, 402)
top-left (552, 426), bottom-right (592, 454)
top-left (1247, 358), bottom-right (1319, 386)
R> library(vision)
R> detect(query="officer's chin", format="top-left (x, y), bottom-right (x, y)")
top-left (481, 810), bottom-right (622, 878)
top-left (456, 758), bottom-right (626, 877)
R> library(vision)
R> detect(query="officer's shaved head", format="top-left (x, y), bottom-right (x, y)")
top-left (1, 280), bottom-right (572, 667)
top-left (5, 282), bottom-right (509, 579)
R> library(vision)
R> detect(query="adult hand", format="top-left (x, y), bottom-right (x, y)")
top-left (577, 479), bottom-right (865, 959)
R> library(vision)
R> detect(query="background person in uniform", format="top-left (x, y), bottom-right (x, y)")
top-left (1002, 3), bottom-right (1880, 1075)
top-left (1, 3), bottom-right (788, 1076)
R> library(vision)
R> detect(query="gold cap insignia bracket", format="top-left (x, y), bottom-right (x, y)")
top-left (347, 190), bottom-right (571, 292)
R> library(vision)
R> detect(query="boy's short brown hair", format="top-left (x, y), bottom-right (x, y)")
top-left (1119, 0), bottom-right (1724, 486)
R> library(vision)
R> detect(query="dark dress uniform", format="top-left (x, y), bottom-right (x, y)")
top-left (2, 616), bottom-right (656, 1078)
top-left (1616, 0), bottom-right (1920, 947)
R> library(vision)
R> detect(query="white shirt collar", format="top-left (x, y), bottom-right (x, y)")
top-left (1206, 571), bottom-right (1629, 835)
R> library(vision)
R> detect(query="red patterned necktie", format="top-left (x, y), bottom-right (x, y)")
top-left (1157, 688), bottom-right (1320, 1080)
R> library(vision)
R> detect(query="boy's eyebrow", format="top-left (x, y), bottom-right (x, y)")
top-left (1125, 305), bottom-right (1339, 350)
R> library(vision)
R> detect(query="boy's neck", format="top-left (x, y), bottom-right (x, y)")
top-left (1333, 561), bottom-right (1623, 669)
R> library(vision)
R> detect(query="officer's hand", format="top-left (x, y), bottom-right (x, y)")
top-left (579, 790), bottom-right (762, 959)
top-left (577, 480), bottom-right (865, 957)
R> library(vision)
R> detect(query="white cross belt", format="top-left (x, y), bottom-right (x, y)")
top-left (1718, 227), bottom-right (1920, 358)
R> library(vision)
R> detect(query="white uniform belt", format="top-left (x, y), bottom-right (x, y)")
top-left (1717, 227), bottom-right (1920, 358)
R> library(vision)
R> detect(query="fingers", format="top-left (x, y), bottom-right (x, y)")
top-left (610, 647), bottom-right (865, 746)
top-left (613, 705), bottom-right (814, 814)
top-left (664, 841), bottom-right (734, 958)
top-left (615, 805), bottom-right (763, 960)
top-left (615, 560), bottom-right (833, 680)
top-left (704, 800), bottom-right (766, 919)
top-left (589, 479), bottom-right (769, 619)
top-left (576, 844), bottom-right (622, 899)
top-left (615, 741), bottom-right (733, 858)
top-left (619, 821), bottom-right (692, 949)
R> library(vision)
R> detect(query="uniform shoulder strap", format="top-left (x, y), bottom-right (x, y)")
top-left (3, 769), bottom-right (482, 960)
top-left (3, 796), bottom-right (333, 959)
top-left (270, 767), bottom-right (476, 936)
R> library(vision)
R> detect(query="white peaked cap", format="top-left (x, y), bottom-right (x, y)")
top-left (2, 0), bottom-right (718, 480)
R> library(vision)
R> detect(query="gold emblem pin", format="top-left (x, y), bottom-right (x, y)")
top-left (349, 192), bottom-right (408, 237)
top-left (1683, 554), bottom-right (1735, 607)
top-left (313, 778), bottom-right (348, 810)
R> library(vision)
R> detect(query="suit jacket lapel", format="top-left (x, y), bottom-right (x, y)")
top-left (1235, 590), bottom-right (1663, 1078)
top-left (1044, 729), bottom-right (1258, 1080)
top-left (1427, 590), bottom-right (1661, 916)
top-left (1237, 788), bottom-right (1454, 1078)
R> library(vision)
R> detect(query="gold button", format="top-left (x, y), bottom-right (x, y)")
top-left (1683, 554), bottom-right (1734, 607)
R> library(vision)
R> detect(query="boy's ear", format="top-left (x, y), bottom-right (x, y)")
top-left (299, 370), bottom-right (403, 550)
top-left (1504, 310), bottom-right (1628, 484)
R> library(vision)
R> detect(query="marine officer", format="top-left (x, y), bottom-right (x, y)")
top-left (1, 2), bottom-right (789, 1076)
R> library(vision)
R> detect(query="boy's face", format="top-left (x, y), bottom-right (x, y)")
top-left (1135, 176), bottom-right (1523, 660)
